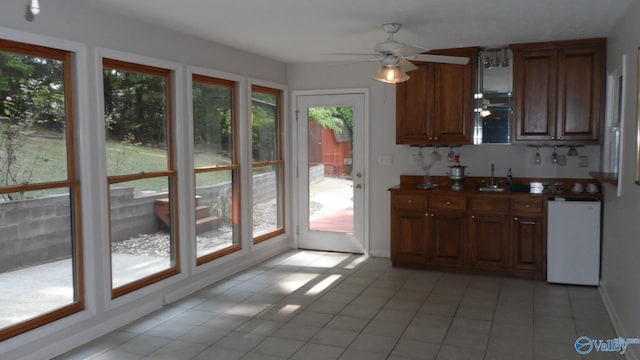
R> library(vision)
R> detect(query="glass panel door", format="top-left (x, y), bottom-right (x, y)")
top-left (296, 93), bottom-right (365, 254)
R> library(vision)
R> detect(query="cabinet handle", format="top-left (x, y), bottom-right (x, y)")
top-left (525, 204), bottom-right (530, 208)
top-left (434, 137), bottom-right (438, 140)
top-left (471, 215), bottom-right (475, 219)
top-left (520, 221), bottom-right (537, 225)
top-left (407, 199), bottom-right (413, 204)
top-left (514, 217), bottom-right (518, 221)
top-left (557, 136), bottom-right (562, 140)
top-left (430, 213), bottom-right (435, 217)
top-left (425, 212), bottom-right (429, 217)
top-left (446, 201), bottom-right (451, 205)
top-left (551, 136), bottom-right (555, 140)
top-left (428, 137), bottom-right (433, 140)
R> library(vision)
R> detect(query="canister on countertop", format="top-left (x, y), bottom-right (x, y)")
top-left (530, 182), bottom-right (544, 194)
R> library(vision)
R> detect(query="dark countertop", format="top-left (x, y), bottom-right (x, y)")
top-left (389, 175), bottom-right (603, 199)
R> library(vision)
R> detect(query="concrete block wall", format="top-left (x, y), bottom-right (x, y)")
top-left (0, 195), bottom-right (73, 272)
top-left (0, 169), bottom-right (289, 272)
top-left (109, 187), bottom-right (167, 242)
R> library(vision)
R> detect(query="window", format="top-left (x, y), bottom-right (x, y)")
top-left (0, 39), bottom-right (82, 340)
top-left (251, 85), bottom-right (284, 242)
top-left (192, 75), bottom-right (241, 263)
top-left (102, 59), bottom-right (177, 298)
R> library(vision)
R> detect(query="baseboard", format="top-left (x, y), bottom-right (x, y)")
top-left (599, 281), bottom-right (639, 360)
top-left (369, 249), bottom-right (390, 258)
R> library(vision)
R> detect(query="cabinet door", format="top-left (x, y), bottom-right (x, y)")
top-left (391, 209), bottom-right (428, 264)
top-left (426, 211), bottom-right (466, 265)
top-left (396, 47), bottom-right (476, 145)
top-left (396, 64), bottom-right (431, 144)
top-left (556, 44), bottom-right (604, 141)
top-left (513, 49), bottom-right (558, 142)
top-left (511, 215), bottom-right (544, 272)
top-left (468, 214), bottom-right (511, 269)
top-left (431, 48), bottom-right (477, 144)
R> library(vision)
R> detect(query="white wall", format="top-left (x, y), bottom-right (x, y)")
top-left (287, 62), bottom-right (601, 258)
top-left (601, 1), bottom-right (640, 359)
top-left (0, 1), bottom-right (286, 82)
top-left (0, 1), bottom-right (291, 359)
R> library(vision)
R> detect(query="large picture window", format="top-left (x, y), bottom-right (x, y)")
top-left (0, 39), bottom-right (82, 340)
top-left (192, 75), bottom-right (240, 263)
top-left (103, 59), bottom-right (178, 298)
top-left (251, 85), bottom-right (284, 242)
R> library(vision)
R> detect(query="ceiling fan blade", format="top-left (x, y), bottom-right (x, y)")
top-left (328, 58), bottom-right (382, 67)
top-left (411, 54), bottom-right (470, 65)
top-left (392, 45), bottom-right (428, 57)
top-left (399, 58), bottom-right (418, 72)
top-left (328, 52), bottom-right (383, 57)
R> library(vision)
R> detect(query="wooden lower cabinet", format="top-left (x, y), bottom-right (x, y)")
top-left (392, 209), bottom-right (428, 263)
top-left (468, 214), bottom-right (511, 269)
top-left (390, 191), bottom-right (546, 279)
top-left (427, 211), bottom-right (466, 265)
top-left (511, 215), bottom-right (545, 272)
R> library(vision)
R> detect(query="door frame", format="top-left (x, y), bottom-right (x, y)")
top-left (291, 89), bottom-right (370, 254)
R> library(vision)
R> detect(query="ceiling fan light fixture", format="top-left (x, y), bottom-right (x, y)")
top-left (374, 65), bottom-right (410, 84)
top-left (30, 0), bottom-right (40, 15)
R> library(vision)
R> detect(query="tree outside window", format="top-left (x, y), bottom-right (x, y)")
top-left (102, 59), bottom-right (178, 297)
top-left (251, 85), bottom-right (284, 242)
top-left (0, 39), bottom-right (82, 341)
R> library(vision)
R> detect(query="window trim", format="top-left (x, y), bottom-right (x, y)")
top-left (0, 38), bottom-right (84, 342)
top-left (191, 74), bottom-right (242, 265)
top-left (251, 84), bottom-right (285, 244)
top-left (102, 58), bottom-right (179, 299)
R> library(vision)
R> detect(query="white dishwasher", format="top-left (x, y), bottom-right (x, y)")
top-left (547, 197), bottom-right (601, 285)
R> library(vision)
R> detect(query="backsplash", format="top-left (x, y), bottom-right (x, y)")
top-left (396, 144), bottom-right (600, 179)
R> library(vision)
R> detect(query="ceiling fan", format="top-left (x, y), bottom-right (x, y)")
top-left (334, 23), bottom-right (470, 84)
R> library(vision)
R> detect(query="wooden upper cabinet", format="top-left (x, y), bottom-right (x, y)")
top-left (512, 38), bottom-right (605, 143)
top-left (396, 47), bottom-right (477, 145)
top-left (513, 49), bottom-right (558, 141)
top-left (557, 45), bottom-right (604, 141)
top-left (396, 64), bottom-right (430, 143)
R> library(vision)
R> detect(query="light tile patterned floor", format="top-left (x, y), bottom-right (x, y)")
top-left (55, 250), bottom-right (619, 360)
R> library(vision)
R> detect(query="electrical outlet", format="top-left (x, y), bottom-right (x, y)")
top-left (579, 156), bottom-right (589, 168)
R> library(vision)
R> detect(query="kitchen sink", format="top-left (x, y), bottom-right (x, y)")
top-left (475, 186), bottom-right (506, 192)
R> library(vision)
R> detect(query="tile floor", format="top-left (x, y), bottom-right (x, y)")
top-left (56, 250), bottom-right (620, 360)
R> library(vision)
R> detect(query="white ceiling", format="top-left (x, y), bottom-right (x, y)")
top-left (84, 0), bottom-right (632, 64)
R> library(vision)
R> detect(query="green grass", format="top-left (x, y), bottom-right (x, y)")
top-left (0, 135), bottom-right (231, 195)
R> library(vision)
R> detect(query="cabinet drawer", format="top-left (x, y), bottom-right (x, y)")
top-left (393, 194), bottom-right (426, 210)
top-left (430, 195), bottom-right (466, 211)
top-left (469, 197), bottom-right (510, 213)
top-left (512, 197), bottom-right (543, 214)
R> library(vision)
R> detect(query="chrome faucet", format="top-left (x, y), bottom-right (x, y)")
top-left (490, 163), bottom-right (495, 186)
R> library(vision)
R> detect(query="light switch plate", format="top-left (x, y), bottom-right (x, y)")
top-left (378, 154), bottom-right (393, 166)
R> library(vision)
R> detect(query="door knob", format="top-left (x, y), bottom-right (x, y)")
top-left (356, 172), bottom-right (362, 178)
top-left (355, 184), bottom-right (362, 190)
